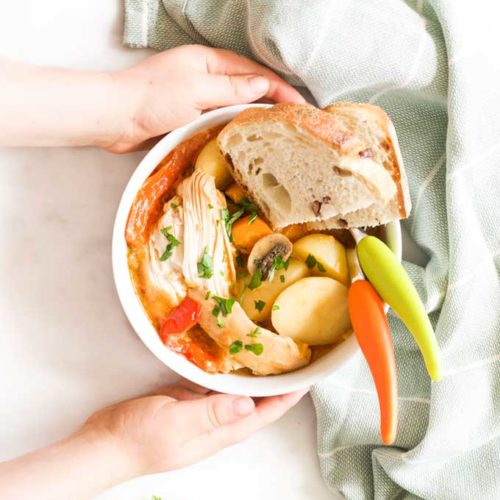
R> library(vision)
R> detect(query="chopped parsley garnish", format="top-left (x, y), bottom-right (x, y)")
top-left (170, 202), bottom-right (178, 210)
top-left (221, 207), bottom-right (244, 237)
top-left (221, 197), bottom-right (260, 238)
top-left (197, 247), bottom-right (213, 278)
top-left (280, 275), bottom-right (285, 283)
top-left (245, 343), bottom-right (264, 356)
top-left (152, 496), bottom-right (162, 500)
top-left (305, 254), bottom-right (317, 268)
top-left (254, 300), bottom-right (266, 312)
top-left (212, 296), bottom-right (236, 328)
top-left (305, 254), bottom-right (327, 272)
top-left (208, 203), bottom-right (214, 209)
top-left (159, 226), bottom-right (180, 261)
top-left (267, 254), bottom-right (290, 281)
top-left (204, 291), bottom-right (211, 300)
top-left (272, 304), bottom-right (280, 311)
top-left (248, 268), bottom-right (263, 290)
top-left (229, 340), bottom-right (243, 355)
top-left (247, 327), bottom-right (262, 338)
top-left (239, 197), bottom-right (259, 224)
top-left (211, 295), bottom-right (236, 321)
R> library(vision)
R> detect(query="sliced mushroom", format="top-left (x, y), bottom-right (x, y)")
top-left (247, 233), bottom-right (293, 280)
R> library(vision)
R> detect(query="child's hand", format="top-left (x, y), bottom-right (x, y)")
top-left (107, 45), bottom-right (305, 153)
top-left (84, 382), bottom-right (308, 475)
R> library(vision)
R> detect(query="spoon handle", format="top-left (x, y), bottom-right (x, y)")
top-left (357, 236), bottom-right (443, 382)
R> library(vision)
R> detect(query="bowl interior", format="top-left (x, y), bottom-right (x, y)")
top-left (112, 104), bottom-right (402, 397)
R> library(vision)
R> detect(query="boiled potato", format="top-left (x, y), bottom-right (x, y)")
top-left (238, 258), bottom-right (309, 322)
top-left (195, 138), bottom-right (233, 189)
top-left (272, 277), bottom-right (351, 345)
top-left (292, 233), bottom-right (349, 285)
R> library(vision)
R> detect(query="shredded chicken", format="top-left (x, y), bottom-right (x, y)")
top-left (147, 172), bottom-right (236, 306)
top-left (147, 195), bottom-right (186, 305)
top-left (177, 170), bottom-right (235, 297)
top-left (189, 289), bottom-right (311, 375)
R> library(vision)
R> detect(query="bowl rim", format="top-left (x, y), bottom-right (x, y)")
top-left (112, 103), bottom-right (402, 396)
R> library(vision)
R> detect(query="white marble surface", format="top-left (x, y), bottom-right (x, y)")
top-left (0, 2), bottom-right (335, 499)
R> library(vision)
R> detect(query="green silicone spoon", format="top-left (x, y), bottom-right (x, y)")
top-left (353, 230), bottom-right (443, 382)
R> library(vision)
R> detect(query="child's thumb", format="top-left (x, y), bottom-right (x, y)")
top-left (179, 393), bottom-right (255, 435)
top-left (197, 74), bottom-right (270, 108)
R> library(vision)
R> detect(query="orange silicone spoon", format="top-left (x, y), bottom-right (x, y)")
top-left (348, 251), bottom-right (398, 445)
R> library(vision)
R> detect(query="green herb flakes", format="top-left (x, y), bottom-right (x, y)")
top-left (305, 254), bottom-right (317, 269)
top-left (317, 262), bottom-right (327, 272)
top-left (272, 304), bottom-right (280, 311)
top-left (197, 247), bottom-right (213, 278)
top-left (268, 254), bottom-right (290, 281)
top-left (254, 300), bottom-right (266, 312)
top-left (248, 268), bottom-right (263, 290)
top-left (221, 207), bottom-right (244, 238)
top-left (240, 197), bottom-right (259, 224)
top-left (280, 275), bottom-right (285, 283)
top-left (159, 227), bottom-right (180, 261)
top-left (204, 291), bottom-right (211, 300)
top-left (229, 340), bottom-right (243, 355)
top-left (212, 296), bottom-right (236, 316)
top-left (247, 327), bottom-right (262, 338)
top-left (208, 203), bottom-right (214, 209)
top-left (170, 202), bottom-right (178, 210)
top-left (305, 253), bottom-right (327, 273)
top-left (245, 343), bottom-right (264, 356)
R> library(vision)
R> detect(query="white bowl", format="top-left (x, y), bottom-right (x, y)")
top-left (112, 104), bottom-right (402, 397)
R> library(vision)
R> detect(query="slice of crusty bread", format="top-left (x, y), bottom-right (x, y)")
top-left (217, 102), bottom-right (411, 229)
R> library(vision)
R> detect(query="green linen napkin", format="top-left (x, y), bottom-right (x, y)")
top-left (124, 1), bottom-right (500, 498)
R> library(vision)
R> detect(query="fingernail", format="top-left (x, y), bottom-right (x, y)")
top-left (233, 397), bottom-right (255, 416)
top-left (248, 76), bottom-right (269, 94)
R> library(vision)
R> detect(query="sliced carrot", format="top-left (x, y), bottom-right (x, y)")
top-left (225, 182), bottom-right (246, 203)
top-left (348, 279), bottom-right (398, 445)
top-left (231, 215), bottom-right (272, 253)
top-left (280, 223), bottom-right (309, 243)
top-left (125, 125), bottom-right (223, 249)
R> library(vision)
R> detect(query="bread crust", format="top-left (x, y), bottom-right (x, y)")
top-left (218, 102), bottom-right (411, 224)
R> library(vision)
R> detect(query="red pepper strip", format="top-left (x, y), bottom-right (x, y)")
top-left (160, 297), bottom-right (225, 373)
top-left (348, 280), bottom-right (398, 445)
top-left (165, 332), bottom-right (221, 373)
top-left (159, 297), bottom-right (202, 342)
top-left (125, 125), bottom-right (223, 249)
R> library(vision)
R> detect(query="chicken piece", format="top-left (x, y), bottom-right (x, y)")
top-left (146, 195), bottom-right (186, 306)
top-left (189, 288), bottom-right (311, 375)
top-left (178, 170), bottom-right (236, 297)
top-left (126, 126), bottom-right (222, 249)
